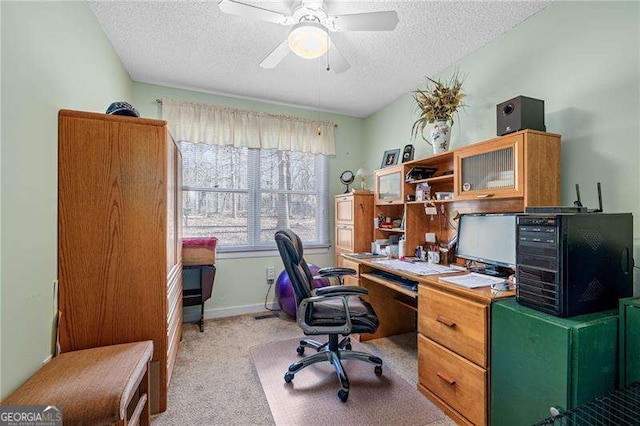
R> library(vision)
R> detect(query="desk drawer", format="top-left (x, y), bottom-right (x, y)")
top-left (167, 299), bottom-right (181, 385)
top-left (418, 334), bottom-right (486, 426)
top-left (335, 195), bottom-right (354, 225)
top-left (419, 286), bottom-right (488, 367)
top-left (340, 257), bottom-right (360, 286)
top-left (340, 257), bottom-right (360, 274)
top-left (336, 225), bottom-right (354, 252)
top-left (167, 272), bottom-right (181, 316)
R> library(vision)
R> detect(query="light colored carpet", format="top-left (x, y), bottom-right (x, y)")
top-left (251, 337), bottom-right (445, 425)
top-left (152, 313), bottom-right (454, 425)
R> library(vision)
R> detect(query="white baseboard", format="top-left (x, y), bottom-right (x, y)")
top-left (183, 302), bottom-right (281, 322)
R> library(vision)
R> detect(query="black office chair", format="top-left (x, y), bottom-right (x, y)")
top-left (274, 229), bottom-right (383, 402)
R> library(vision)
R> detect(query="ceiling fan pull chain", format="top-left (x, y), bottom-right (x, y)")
top-left (326, 40), bottom-right (330, 72)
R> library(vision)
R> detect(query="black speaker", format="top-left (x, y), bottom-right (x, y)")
top-left (402, 144), bottom-right (414, 163)
top-left (496, 96), bottom-right (546, 136)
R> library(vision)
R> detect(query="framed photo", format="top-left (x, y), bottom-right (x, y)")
top-left (381, 149), bottom-right (400, 168)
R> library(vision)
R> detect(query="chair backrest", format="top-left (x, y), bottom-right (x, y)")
top-left (275, 229), bottom-right (314, 305)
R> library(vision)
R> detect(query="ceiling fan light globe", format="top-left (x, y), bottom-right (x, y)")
top-left (287, 22), bottom-right (329, 59)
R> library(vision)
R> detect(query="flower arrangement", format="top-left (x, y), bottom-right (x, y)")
top-left (411, 73), bottom-right (466, 144)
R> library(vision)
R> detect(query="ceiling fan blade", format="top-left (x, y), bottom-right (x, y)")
top-left (332, 11), bottom-right (399, 32)
top-left (260, 40), bottom-right (291, 69)
top-left (218, 0), bottom-right (288, 25)
top-left (328, 41), bottom-right (350, 74)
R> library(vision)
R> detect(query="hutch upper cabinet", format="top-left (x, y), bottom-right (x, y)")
top-left (375, 164), bottom-right (404, 204)
top-left (454, 133), bottom-right (524, 200)
top-left (454, 130), bottom-right (561, 205)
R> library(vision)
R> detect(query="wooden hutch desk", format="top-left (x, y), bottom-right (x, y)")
top-left (343, 254), bottom-right (513, 426)
top-left (335, 130), bottom-right (562, 425)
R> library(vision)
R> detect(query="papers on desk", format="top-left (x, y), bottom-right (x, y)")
top-left (373, 259), bottom-right (455, 276)
top-left (439, 272), bottom-right (506, 289)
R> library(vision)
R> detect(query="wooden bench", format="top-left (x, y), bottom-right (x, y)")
top-left (2, 341), bottom-right (153, 425)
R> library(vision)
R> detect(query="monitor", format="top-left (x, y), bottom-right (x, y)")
top-left (456, 213), bottom-right (517, 269)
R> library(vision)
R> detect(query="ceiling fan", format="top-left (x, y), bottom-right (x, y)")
top-left (218, 0), bottom-right (399, 73)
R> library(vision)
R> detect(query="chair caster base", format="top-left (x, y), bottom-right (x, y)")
top-left (284, 372), bottom-right (294, 383)
top-left (296, 346), bottom-right (305, 356)
top-left (337, 389), bottom-right (349, 402)
top-left (375, 365), bottom-right (382, 376)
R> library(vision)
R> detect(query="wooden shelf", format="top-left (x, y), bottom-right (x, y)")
top-left (375, 227), bottom-right (405, 233)
top-left (394, 297), bottom-right (418, 312)
top-left (406, 199), bottom-right (455, 205)
top-left (376, 200), bottom-right (404, 206)
top-left (407, 174), bottom-right (454, 185)
top-left (404, 149), bottom-right (454, 166)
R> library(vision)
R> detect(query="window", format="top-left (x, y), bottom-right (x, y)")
top-left (181, 142), bottom-right (329, 252)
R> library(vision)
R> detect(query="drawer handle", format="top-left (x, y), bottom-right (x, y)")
top-left (476, 193), bottom-right (493, 198)
top-left (436, 315), bottom-right (456, 327)
top-left (437, 372), bottom-right (456, 385)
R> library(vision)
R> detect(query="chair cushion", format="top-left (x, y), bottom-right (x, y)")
top-left (307, 297), bottom-right (379, 334)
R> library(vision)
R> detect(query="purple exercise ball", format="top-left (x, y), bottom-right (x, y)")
top-left (275, 264), bottom-right (330, 318)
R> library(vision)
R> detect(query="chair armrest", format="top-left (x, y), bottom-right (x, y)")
top-left (313, 285), bottom-right (368, 297)
top-left (297, 290), bottom-right (365, 335)
top-left (317, 267), bottom-right (357, 277)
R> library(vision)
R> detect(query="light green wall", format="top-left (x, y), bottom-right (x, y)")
top-left (0, 1), bottom-right (133, 397)
top-left (2, 0), bottom-right (637, 399)
top-left (363, 1), bottom-right (640, 292)
top-left (133, 82), bottom-right (365, 314)
top-left (0, 0), bottom-right (4, 394)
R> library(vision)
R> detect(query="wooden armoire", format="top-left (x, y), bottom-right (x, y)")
top-left (58, 110), bottom-right (182, 413)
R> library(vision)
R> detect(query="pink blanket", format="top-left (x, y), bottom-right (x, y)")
top-left (182, 237), bottom-right (218, 249)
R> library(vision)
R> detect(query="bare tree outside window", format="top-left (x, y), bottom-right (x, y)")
top-left (181, 142), bottom-right (329, 250)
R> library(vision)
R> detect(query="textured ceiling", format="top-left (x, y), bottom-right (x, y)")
top-left (90, 1), bottom-right (549, 118)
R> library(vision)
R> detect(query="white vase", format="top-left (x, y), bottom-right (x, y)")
top-left (430, 120), bottom-right (451, 154)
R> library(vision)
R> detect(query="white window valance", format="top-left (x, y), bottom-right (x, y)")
top-left (161, 98), bottom-right (336, 156)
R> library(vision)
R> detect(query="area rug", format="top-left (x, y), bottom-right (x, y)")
top-left (250, 337), bottom-right (444, 425)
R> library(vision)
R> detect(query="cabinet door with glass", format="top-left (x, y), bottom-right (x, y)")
top-left (375, 165), bottom-right (403, 204)
top-left (454, 134), bottom-right (524, 200)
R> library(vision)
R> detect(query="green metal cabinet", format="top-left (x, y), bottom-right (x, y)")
top-left (491, 299), bottom-right (617, 426)
top-left (619, 297), bottom-right (640, 388)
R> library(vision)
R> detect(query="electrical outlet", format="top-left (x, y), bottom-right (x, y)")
top-left (266, 266), bottom-right (275, 282)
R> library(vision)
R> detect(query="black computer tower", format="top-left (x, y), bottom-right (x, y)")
top-left (516, 213), bottom-right (633, 317)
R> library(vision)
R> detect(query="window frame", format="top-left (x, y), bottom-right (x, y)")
top-left (181, 143), bottom-right (330, 254)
